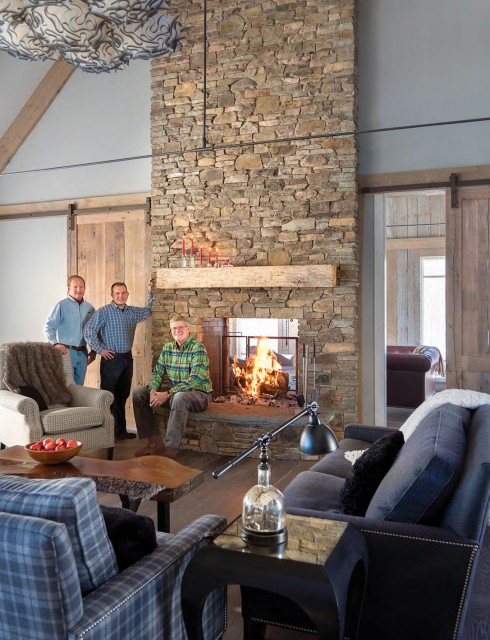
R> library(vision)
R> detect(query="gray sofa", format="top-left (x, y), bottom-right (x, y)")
top-left (242, 397), bottom-right (490, 640)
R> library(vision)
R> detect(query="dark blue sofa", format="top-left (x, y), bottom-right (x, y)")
top-left (242, 401), bottom-right (490, 640)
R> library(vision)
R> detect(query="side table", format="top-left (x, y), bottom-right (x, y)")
top-left (181, 514), bottom-right (368, 640)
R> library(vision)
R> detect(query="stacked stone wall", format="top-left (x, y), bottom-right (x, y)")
top-left (150, 0), bottom-right (359, 432)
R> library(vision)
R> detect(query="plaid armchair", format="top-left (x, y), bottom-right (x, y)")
top-left (0, 343), bottom-right (114, 458)
top-left (0, 476), bottom-right (227, 640)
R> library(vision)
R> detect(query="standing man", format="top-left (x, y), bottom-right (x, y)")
top-left (84, 279), bottom-right (154, 440)
top-left (133, 315), bottom-right (212, 459)
top-left (45, 275), bottom-right (95, 385)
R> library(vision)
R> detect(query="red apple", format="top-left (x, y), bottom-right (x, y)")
top-left (30, 442), bottom-right (42, 451)
top-left (66, 440), bottom-right (79, 449)
top-left (44, 442), bottom-right (56, 451)
top-left (55, 444), bottom-right (66, 451)
top-left (55, 438), bottom-right (67, 446)
top-left (43, 437), bottom-right (55, 448)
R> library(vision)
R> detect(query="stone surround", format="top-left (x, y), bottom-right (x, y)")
top-left (150, 0), bottom-right (359, 440)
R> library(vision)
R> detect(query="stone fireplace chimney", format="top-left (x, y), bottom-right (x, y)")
top-left (150, 0), bottom-right (359, 436)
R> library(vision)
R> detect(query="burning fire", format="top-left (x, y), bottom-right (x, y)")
top-left (231, 337), bottom-right (285, 397)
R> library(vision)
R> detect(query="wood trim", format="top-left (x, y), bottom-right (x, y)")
top-left (0, 192), bottom-right (151, 217)
top-left (0, 61), bottom-right (75, 173)
top-left (386, 237), bottom-right (445, 251)
top-left (359, 165), bottom-right (490, 191)
top-left (156, 264), bottom-right (337, 289)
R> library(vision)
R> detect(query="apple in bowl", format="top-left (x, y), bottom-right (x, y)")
top-left (25, 439), bottom-right (82, 464)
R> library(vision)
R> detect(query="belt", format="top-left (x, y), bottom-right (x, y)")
top-left (62, 344), bottom-right (87, 352)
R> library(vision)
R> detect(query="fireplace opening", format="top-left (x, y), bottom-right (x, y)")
top-left (223, 319), bottom-right (298, 401)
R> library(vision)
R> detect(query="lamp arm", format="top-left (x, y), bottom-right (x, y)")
top-left (212, 405), bottom-right (313, 479)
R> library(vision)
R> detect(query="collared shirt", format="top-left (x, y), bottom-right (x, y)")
top-left (45, 296), bottom-right (95, 347)
top-left (84, 293), bottom-right (154, 354)
top-left (149, 336), bottom-right (213, 395)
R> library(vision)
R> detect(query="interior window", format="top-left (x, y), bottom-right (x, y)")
top-left (420, 256), bottom-right (446, 365)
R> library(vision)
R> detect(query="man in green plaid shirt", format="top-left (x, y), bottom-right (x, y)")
top-left (133, 315), bottom-right (212, 458)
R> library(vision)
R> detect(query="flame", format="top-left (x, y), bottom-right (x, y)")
top-left (232, 336), bottom-right (283, 397)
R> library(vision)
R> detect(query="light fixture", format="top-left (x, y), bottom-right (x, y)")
top-left (0, 0), bottom-right (183, 73)
top-left (213, 400), bottom-right (339, 546)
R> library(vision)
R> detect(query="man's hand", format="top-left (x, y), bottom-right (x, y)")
top-left (53, 343), bottom-right (67, 355)
top-left (100, 349), bottom-right (116, 360)
top-left (147, 278), bottom-right (154, 292)
top-left (149, 389), bottom-right (170, 407)
top-left (87, 351), bottom-right (96, 365)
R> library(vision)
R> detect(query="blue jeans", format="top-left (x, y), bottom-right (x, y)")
top-left (100, 352), bottom-right (133, 436)
top-left (69, 349), bottom-right (88, 385)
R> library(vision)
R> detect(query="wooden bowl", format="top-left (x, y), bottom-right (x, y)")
top-left (24, 441), bottom-right (82, 465)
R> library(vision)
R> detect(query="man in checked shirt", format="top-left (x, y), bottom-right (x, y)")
top-left (132, 315), bottom-right (212, 458)
top-left (84, 279), bottom-right (154, 440)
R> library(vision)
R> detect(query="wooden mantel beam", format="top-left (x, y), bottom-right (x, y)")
top-left (156, 264), bottom-right (337, 289)
top-left (0, 60), bottom-right (75, 174)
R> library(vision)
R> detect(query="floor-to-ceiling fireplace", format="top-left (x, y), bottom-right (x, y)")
top-left (149, 0), bottom-right (359, 457)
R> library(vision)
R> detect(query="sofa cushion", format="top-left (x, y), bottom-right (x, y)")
top-left (340, 430), bottom-right (405, 516)
top-left (283, 471), bottom-right (345, 513)
top-left (310, 438), bottom-right (372, 479)
top-left (100, 505), bottom-right (157, 571)
top-left (41, 407), bottom-right (104, 433)
top-left (0, 475), bottom-right (118, 593)
top-left (366, 403), bottom-right (470, 524)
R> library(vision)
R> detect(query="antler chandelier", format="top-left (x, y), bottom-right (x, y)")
top-left (0, 0), bottom-right (183, 73)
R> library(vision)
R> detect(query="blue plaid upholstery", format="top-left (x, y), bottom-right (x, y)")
top-left (0, 476), bottom-right (227, 640)
top-left (0, 476), bottom-right (118, 594)
top-left (0, 512), bottom-right (83, 640)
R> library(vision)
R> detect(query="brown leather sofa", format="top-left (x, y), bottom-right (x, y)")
top-left (387, 345), bottom-right (442, 408)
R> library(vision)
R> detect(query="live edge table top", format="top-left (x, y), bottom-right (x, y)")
top-left (0, 445), bottom-right (204, 503)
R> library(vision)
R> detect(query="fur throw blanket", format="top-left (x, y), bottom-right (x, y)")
top-left (1, 342), bottom-right (71, 406)
top-left (400, 388), bottom-right (490, 439)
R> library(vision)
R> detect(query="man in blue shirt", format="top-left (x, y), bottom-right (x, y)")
top-left (45, 275), bottom-right (95, 385)
top-left (84, 279), bottom-right (154, 440)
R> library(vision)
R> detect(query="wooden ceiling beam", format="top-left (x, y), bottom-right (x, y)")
top-left (0, 60), bottom-right (75, 174)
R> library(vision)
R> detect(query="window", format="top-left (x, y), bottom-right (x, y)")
top-left (420, 256), bottom-right (446, 366)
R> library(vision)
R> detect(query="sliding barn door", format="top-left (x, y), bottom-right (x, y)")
top-left (69, 208), bottom-right (152, 428)
top-left (447, 186), bottom-right (490, 391)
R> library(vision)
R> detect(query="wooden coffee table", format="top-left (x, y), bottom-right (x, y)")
top-left (0, 445), bottom-right (204, 532)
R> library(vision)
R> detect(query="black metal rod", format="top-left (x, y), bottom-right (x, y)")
top-left (202, 0), bottom-right (207, 148)
top-left (212, 405), bottom-right (312, 479)
top-left (4, 117), bottom-right (490, 178)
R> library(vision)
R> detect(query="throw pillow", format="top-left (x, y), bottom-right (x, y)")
top-left (18, 385), bottom-right (48, 411)
top-left (367, 403), bottom-right (469, 524)
top-left (0, 476), bottom-right (118, 594)
top-left (100, 505), bottom-right (157, 571)
top-left (340, 431), bottom-right (405, 516)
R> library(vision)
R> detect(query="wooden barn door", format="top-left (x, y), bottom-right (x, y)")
top-left (69, 207), bottom-right (152, 428)
top-left (447, 186), bottom-right (490, 392)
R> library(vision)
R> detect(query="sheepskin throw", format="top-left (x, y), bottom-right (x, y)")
top-left (1, 342), bottom-right (71, 406)
top-left (400, 388), bottom-right (490, 439)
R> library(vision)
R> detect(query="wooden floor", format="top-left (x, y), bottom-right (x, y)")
top-left (88, 406), bottom-right (413, 640)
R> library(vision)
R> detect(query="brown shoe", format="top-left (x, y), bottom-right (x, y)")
top-left (162, 447), bottom-right (179, 459)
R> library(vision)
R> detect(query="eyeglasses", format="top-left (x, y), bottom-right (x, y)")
top-left (171, 325), bottom-right (188, 332)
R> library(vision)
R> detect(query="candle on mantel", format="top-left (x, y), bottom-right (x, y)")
top-left (207, 247), bottom-right (211, 266)
top-left (191, 235), bottom-right (194, 255)
top-left (199, 245), bottom-right (203, 267)
top-left (215, 247), bottom-right (219, 266)
top-left (181, 236), bottom-right (185, 256)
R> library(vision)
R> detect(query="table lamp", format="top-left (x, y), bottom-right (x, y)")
top-left (213, 398), bottom-right (338, 545)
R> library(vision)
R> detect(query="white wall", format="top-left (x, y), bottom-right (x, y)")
top-left (0, 217), bottom-right (67, 343)
top-left (0, 57), bottom-right (151, 204)
top-left (358, 0), bottom-right (490, 174)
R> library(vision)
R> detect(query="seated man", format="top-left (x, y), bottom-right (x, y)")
top-left (133, 315), bottom-right (212, 458)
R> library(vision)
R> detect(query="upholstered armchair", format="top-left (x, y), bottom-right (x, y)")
top-left (0, 342), bottom-right (114, 458)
